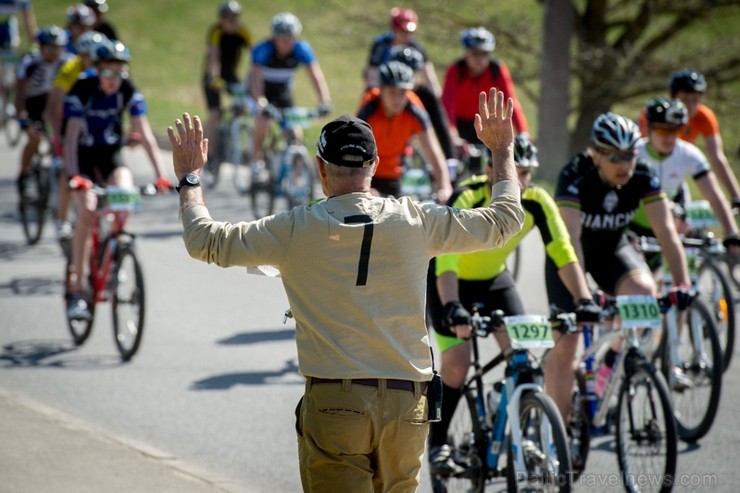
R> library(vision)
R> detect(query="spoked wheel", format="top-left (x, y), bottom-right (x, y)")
top-left (616, 358), bottom-right (677, 493)
top-left (432, 388), bottom-right (486, 493)
top-left (111, 244), bottom-right (145, 362)
top-left (64, 257), bottom-right (95, 345)
top-left (506, 391), bottom-right (572, 492)
top-left (19, 158), bottom-right (50, 245)
top-left (659, 298), bottom-right (722, 442)
top-left (567, 368), bottom-right (591, 479)
top-left (696, 261), bottom-right (735, 372)
top-left (280, 148), bottom-right (316, 209)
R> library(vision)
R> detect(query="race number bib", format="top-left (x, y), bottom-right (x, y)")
top-left (106, 188), bottom-right (141, 211)
top-left (685, 200), bottom-right (719, 229)
top-left (616, 295), bottom-right (661, 328)
top-left (503, 315), bottom-right (554, 349)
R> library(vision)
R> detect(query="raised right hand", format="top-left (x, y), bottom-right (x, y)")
top-left (473, 88), bottom-right (514, 152)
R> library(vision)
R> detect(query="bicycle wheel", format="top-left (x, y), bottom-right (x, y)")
top-left (660, 298), bottom-right (722, 442)
top-left (567, 367), bottom-right (591, 478)
top-left (432, 388), bottom-right (487, 493)
top-left (19, 156), bottom-right (50, 245)
top-left (281, 146), bottom-right (316, 209)
top-left (506, 391), bottom-right (572, 492)
top-left (64, 257), bottom-right (95, 345)
top-left (111, 243), bottom-right (145, 361)
top-left (615, 357), bottom-right (677, 493)
top-left (696, 261), bottom-right (735, 372)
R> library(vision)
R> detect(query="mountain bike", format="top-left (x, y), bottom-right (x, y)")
top-left (63, 184), bottom-right (157, 361)
top-left (565, 294), bottom-right (677, 492)
top-left (0, 50), bottom-right (21, 147)
top-left (18, 134), bottom-right (63, 245)
top-left (435, 306), bottom-right (572, 493)
top-left (250, 104), bottom-right (322, 219)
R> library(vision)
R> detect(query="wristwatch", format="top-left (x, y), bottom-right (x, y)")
top-left (176, 173), bottom-right (201, 193)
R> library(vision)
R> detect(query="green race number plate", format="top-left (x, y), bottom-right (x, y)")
top-left (106, 188), bottom-right (141, 211)
top-left (503, 315), bottom-right (554, 349)
top-left (616, 295), bottom-right (661, 328)
top-left (685, 200), bottom-right (719, 229)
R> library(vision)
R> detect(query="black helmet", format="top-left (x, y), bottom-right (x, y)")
top-left (378, 61), bottom-right (415, 89)
top-left (590, 112), bottom-right (641, 152)
top-left (388, 44), bottom-right (424, 72)
top-left (37, 25), bottom-right (68, 46)
top-left (84, 0), bottom-right (108, 13)
top-left (460, 27), bottom-right (495, 52)
top-left (669, 69), bottom-right (707, 94)
top-left (514, 135), bottom-right (538, 168)
top-left (219, 0), bottom-right (241, 17)
top-left (92, 40), bottom-right (130, 63)
top-left (645, 97), bottom-right (688, 128)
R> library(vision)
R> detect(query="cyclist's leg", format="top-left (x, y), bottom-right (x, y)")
top-left (251, 112), bottom-right (269, 162)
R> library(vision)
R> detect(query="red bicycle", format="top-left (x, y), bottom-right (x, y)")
top-left (64, 184), bottom-right (154, 361)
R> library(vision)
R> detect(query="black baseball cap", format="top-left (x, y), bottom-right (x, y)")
top-left (316, 115), bottom-right (377, 168)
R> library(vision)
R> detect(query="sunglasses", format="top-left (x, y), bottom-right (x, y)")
top-left (601, 150), bottom-right (637, 163)
top-left (99, 68), bottom-right (129, 80)
top-left (651, 126), bottom-right (681, 137)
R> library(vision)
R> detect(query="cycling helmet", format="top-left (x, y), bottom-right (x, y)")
top-left (645, 97), bottom-right (689, 128)
top-left (590, 112), bottom-right (641, 152)
top-left (460, 27), bottom-right (495, 52)
top-left (513, 135), bottom-right (539, 168)
top-left (37, 25), bottom-right (68, 47)
top-left (218, 0), bottom-right (242, 17)
top-left (378, 61), bottom-right (415, 89)
top-left (388, 44), bottom-right (424, 72)
top-left (92, 40), bottom-right (130, 63)
top-left (669, 69), bottom-right (707, 94)
top-left (272, 12), bottom-right (302, 37)
top-left (390, 7), bottom-right (418, 33)
top-left (66, 4), bottom-right (96, 27)
top-left (75, 30), bottom-right (108, 55)
top-left (84, 0), bottom-right (108, 13)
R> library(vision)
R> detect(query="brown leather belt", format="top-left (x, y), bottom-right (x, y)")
top-left (310, 377), bottom-right (428, 396)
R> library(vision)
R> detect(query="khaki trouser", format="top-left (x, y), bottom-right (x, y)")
top-left (297, 378), bottom-right (429, 493)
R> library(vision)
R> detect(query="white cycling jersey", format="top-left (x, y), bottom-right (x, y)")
top-left (636, 137), bottom-right (710, 201)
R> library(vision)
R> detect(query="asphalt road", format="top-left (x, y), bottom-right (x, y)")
top-left (1, 140), bottom-right (738, 492)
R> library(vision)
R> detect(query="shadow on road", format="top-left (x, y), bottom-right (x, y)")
top-left (0, 275), bottom-right (62, 297)
top-left (0, 339), bottom-right (123, 369)
top-left (190, 358), bottom-right (302, 390)
top-left (217, 328), bottom-right (295, 346)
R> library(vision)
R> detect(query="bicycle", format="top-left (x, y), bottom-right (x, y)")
top-left (436, 306), bottom-right (572, 493)
top-left (204, 83), bottom-right (255, 192)
top-left (63, 184), bottom-right (156, 361)
top-left (18, 134), bottom-right (63, 245)
top-left (250, 104), bottom-right (322, 219)
top-left (0, 49), bottom-right (21, 147)
top-left (565, 293), bottom-right (677, 492)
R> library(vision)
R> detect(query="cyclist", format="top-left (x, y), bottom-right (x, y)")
top-left (47, 30), bottom-right (108, 242)
top-left (83, 0), bottom-right (117, 41)
top-left (0, 1), bottom-right (36, 51)
top-left (426, 136), bottom-right (599, 474)
top-left (442, 27), bottom-right (528, 156)
top-left (63, 40), bottom-right (171, 320)
top-left (15, 26), bottom-right (70, 201)
top-left (202, 0), bottom-right (252, 167)
top-left (249, 12), bottom-right (331, 178)
top-left (63, 4), bottom-right (95, 55)
top-left (356, 61), bottom-right (452, 203)
top-left (632, 97), bottom-right (739, 261)
top-left (549, 112), bottom-right (693, 393)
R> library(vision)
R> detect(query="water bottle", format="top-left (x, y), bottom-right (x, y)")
top-left (485, 380), bottom-right (503, 428)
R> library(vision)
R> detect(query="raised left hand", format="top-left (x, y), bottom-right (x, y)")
top-left (167, 113), bottom-right (208, 180)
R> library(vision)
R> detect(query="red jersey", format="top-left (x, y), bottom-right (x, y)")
top-left (356, 88), bottom-right (430, 180)
top-left (441, 58), bottom-right (528, 134)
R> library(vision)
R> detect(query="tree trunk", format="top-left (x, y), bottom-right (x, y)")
top-left (536, 0), bottom-right (574, 182)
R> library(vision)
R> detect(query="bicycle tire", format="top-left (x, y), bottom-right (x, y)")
top-left (64, 257), bottom-right (95, 345)
top-left (250, 150), bottom-right (275, 219)
top-left (111, 243), bottom-right (145, 362)
top-left (696, 261), bottom-right (735, 372)
top-left (432, 387), bottom-right (486, 493)
top-left (19, 157), bottom-right (50, 245)
top-left (616, 357), bottom-right (677, 493)
top-left (659, 298), bottom-right (722, 442)
top-left (506, 391), bottom-right (572, 492)
top-left (567, 367), bottom-right (591, 478)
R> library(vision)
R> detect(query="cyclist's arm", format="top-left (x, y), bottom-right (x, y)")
top-left (14, 76), bottom-right (27, 119)
top-left (704, 132), bottom-right (740, 202)
top-left (64, 117), bottom-right (83, 176)
top-left (20, 5), bottom-right (38, 43)
top-left (249, 64), bottom-right (264, 101)
top-left (417, 128), bottom-right (452, 203)
top-left (421, 61), bottom-right (442, 98)
top-left (496, 63), bottom-right (528, 135)
top-left (644, 198), bottom-right (690, 286)
top-left (557, 206), bottom-right (585, 270)
top-left (46, 86), bottom-right (65, 145)
top-left (130, 115), bottom-right (167, 181)
top-left (305, 61), bottom-right (331, 106)
top-left (556, 262), bottom-right (593, 303)
top-left (206, 44), bottom-right (221, 83)
top-left (694, 171), bottom-right (738, 234)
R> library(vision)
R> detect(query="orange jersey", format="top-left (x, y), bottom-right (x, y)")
top-left (638, 103), bottom-right (719, 143)
top-left (357, 88), bottom-right (430, 180)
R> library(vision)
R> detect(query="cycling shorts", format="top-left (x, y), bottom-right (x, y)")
top-left (78, 145), bottom-right (125, 184)
top-left (0, 19), bottom-right (19, 51)
top-left (24, 93), bottom-right (47, 129)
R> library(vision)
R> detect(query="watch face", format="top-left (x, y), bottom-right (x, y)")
top-left (186, 174), bottom-right (200, 185)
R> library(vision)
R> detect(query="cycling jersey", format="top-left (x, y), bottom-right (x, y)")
top-left (17, 50), bottom-right (71, 98)
top-left (366, 32), bottom-right (428, 68)
top-left (356, 87), bottom-right (430, 180)
top-left (436, 177), bottom-right (579, 280)
top-left (53, 55), bottom-right (84, 93)
top-left (631, 138), bottom-right (709, 231)
top-left (204, 23), bottom-right (252, 83)
top-left (441, 57), bottom-right (527, 140)
top-left (638, 103), bottom-right (720, 144)
top-left (64, 74), bottom-right (145, 148)
top-left (251, 38), bottom-right (315, 108)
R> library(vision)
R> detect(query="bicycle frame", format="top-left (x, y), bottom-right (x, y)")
top-left (88, 208), bottom-right (131, 303)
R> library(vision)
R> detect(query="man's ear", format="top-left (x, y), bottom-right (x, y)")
top-left (316, 156), bottom-right (327, 179)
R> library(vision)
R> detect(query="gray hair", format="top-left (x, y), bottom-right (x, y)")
top-left (321, 158), bottom-right (376, 180)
